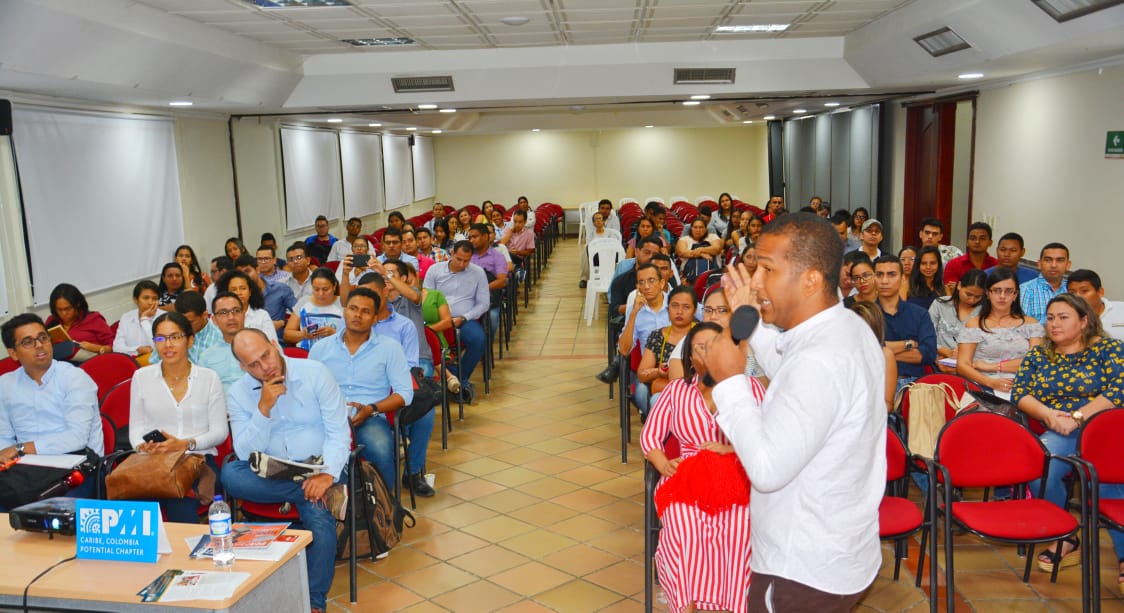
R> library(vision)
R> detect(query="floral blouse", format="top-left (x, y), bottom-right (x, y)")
top-left (1012, 337), bottom-right (1124, 414)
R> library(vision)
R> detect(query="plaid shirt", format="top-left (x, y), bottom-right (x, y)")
top-left (420, 246), bottom-right (449, 263)
top-left (1020, 274), bottom-right (1067, 322)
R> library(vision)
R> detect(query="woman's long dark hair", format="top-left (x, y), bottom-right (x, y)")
top-left (682, 321), bottom-right (723, 382)
top-left (48, 283), bottom-right (90, 322)
top-left (434, 218), bottom-right (453, 249)
top-left (216, 269), bottom-right (265, 310)
top-left (908, 246), bottom-right (945, 300)
top-left (175, 244), bottom-right (205, 289)
top-left (946, 268), bottom-right (987, 310)
top-left (978, 267), bottom-right (1025, 333)
top-left (716, 192), bottom-right (733, 221)
top-left (151, 311), bottom-right (195, 339)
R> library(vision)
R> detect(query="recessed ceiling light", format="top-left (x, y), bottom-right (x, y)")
top-left (342, 37), bottom-right (414, 47)
top-left (500, 16), bottom-right (530, 26)
top-left (690, 95), bottom-right (711, 100)
top-left (418, 104), bottom-right (438, 110)
top-left (742, 120), bottom-right (753, 124)
top-left (168, 101), bottom-right (193, 107)
top-left (644, 125), bottom-right (655, 128)
top-left (682, 101), bottom-right (702, 106)
top-left (914, 27), bottom-right (971, 58)
top-left (792, 109), bottom-right (807, 114)
top-left (431, 130), bottom-right (442, 134)
top-left (824, 102), bottom-right (840, 107)
top-left (406, 127), bottom-right (417, 131)
top-left (326, 118), bottom-right (343, 123)
top-left (763, 115), bottom-right (776, 120)
top-left (1031, 0), bottom-right (1124, 23)
top-left (368, 123), bottom-right (381, 127)
top-left (715, 24), bottom-right (789, 33)
top-left (958, 72), bottom-right (984, 79)
top-left (439, 108), bottom-right (456, 113)
top-left (531, 128), bottom-right (541, 132)
top-left (252, 0), bottom-right (353, 7)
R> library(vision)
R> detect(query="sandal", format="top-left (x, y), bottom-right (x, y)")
top-left (1037, 536), bottom-right (1080, 573)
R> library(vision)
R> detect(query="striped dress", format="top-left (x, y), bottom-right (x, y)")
top-left (640, 376), bottom-right (765, 613)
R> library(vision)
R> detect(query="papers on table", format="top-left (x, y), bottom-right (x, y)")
top-left (139, 569), bottom-right (250, 602)
top-left (185, 534), bottom-right (296, 562)
top-left (18, 454), bottom-right (86, 469)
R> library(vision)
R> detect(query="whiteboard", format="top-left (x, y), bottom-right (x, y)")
top-left (411, 135), bottom-right (435, 201)
top-left (340, 131), bottom-right (385, 217)
top-left (382, 134), bottom-right (414, 209)
top-left (281, 127), bottom-right (344, 230)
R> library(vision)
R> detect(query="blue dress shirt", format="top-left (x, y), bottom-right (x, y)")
top-left (0, 360), bottom-right (103, 454)
top-left (1020, 274), bottom-right (1068, 322)
top-left (373, 309), bottom-right (420, 368)
top-left (309, 330), bottom-right (413, 412)
top-left (261, 280), bottom-right (297, 323)
top-left (881, 299), bottom-right (938, 379)
top-left (422, 261), bottom-right (490, 322)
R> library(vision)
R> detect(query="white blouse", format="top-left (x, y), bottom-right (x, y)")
top-left (113, 309), bottom-right (155, 356)
top-left (128, 364), bottom-right (229, 455)
top-left (244, 308), bottom-right (280, 345)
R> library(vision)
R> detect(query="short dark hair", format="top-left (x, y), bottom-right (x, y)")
top-left (682, 322), bottom-right (723, 381)
top-left (920, 217), bottom-right (943, 232)
top-left (260, 232), bottom-right (276, 243)
top-left (798, 206), bottom-right (816, 214)
top-left (830, 210), bottom-right (851, 225)
top-left (382, 227), bottom-right (403, 241)
top-left (49, 283), bottom-right (90, 322)
top-left (651, 253), bottom-right (672, 264)
top-left (234, 254), bottom-right (257, 269)
top-left (415, 226), bottom-right (432, 238)
top-left (998, 232), bottom-right (1025, 249)
top-left (1068, 269), bottom-right (1102, 290)
top-left (346, 286), bottom-right (382, 312)
top-left (451, 240), bottom-right (473, 255)
top-left (638, 236), bottom-right (664, 251)
top-left (210, 290), bottom-right (242, 313)
top-left (315, 215), bottom-right (328, 223)
top-left (256, 245), bottom-right (276, 257)
top-left (967, 221), bottom-right (993, 240)
top-left (133, 280), bottom-right (159, 300)
top-left (347, 216), bottom-right (361, 225)
top-left (758, 213), bottom-right (841, 297)
top-left (873, 254), bottom-right (903, 273)
top-left (668, 284), bottom-right (698, 307)
top-left (388, 259), bottom-right (416, 279)
top-left (513, 209), bottom-right (527, 221)
top-left (358, 272), bottom-right (386, 289)
top-left (636, 263), bottom-right (660, 278)
top-left (213, 256), bottom-right (233, 273)
top-left (174, 291), bottom-right (208, 316)
top-left (844, 250), bottom-right (872, 269)
top-left (1, 313), bottom-right (47, 350)
top-left (286, 242), bottom-right (308, 257)
top-left (598, 198), bottom-right (612, 207)
top-left (469, 223), bottom-right (490, 236)
top-left (644, 202), bottom-right (665, 215)
top-left (151, 311), bottom-right (194, 339)
top-left (1040, 242), bottom-right (1069, 259)
top-left (310, 267), bottom-right (339, 292)
top-left (699, 204), bottom-right (714, 216)
top-left (387, 211), bottom-right (406, 223)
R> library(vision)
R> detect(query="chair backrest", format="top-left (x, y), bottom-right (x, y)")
top-left (282, 346), bottom-right (309, 359)
top-left (100, 379), bottom-right (131, 450)
top-left (1078, 408), bottom-right (1124, 484)
top-left (670, 197), bottom-right (690, 206)
top-left (323, 260), bottom-right (340, 272)
top-left (644, 196), bottom-right (665, 206)
top-left (697, 196), bottom-right (716, 207)
top-left (0, 357), bottom-right (19, 376)
top-left (423, 327), bottom-right (444, 364)
top-left (101, 414), bottom-right (117, 458)
top-left (886, 427), bottom-right (910, 482)
top-left (619, 197), bottom-right (639, 208)
top-left (587, 239), bottom-right (626, 291)
top-left (899, 373), bottom-right (979, 424)
top-left (935, 411), bottom-right (1046, 488)
top-left (79, 352), bottom-right (139, 402)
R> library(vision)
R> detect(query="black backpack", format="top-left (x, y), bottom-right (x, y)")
top-left (396, 367), bottom-right (440, 426)
top-left (336, 461), bottom-right (414, 560)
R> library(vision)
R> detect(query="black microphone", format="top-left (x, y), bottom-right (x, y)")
top-left (730, 306), bottom-right (760, 343)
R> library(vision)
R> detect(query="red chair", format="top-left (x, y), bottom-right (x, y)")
top-left (1077, 407), bottom-right (1124, 610)
top-left (79, 352), bottom-right (138, 403)
top-left (323, 260), bottom-right (340, 272)
top-left (643, 433), bottom-right (681, 612)
top-left (663, 215), bottom-right (684, 242)
top-left (920, 411), bottom-right (1091, 613)
top-left (0, 357), bottom-right (18, 376)
top-left (99, 379), bottom-right (132, 452)
top-left (282, 346), bottom-right (309, 359)
top-left (442, 205), bottom-right (456, 217)
top-left (464, 205), bottom-right (481, 219)
top-left (424, 327), bottom-right (451, 450)
top-left (492, 204), bottom-right (505, 216)
top-left (100, 414), bottom-right (117, 460)
top-left (880, 427), bottom-right (926, 583)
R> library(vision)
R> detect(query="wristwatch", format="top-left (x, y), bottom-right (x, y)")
top-left (1072, 411), bottom-right (1085, 424)
top-left (904, 340), bottom-right (916, 351)
top-left (16, 442), bottom-right (25, 457)
top-left (187, 439), bottom-right (197, 452)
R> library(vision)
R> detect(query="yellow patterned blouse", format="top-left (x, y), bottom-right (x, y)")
top-left (1011, 337), bottom-right (1124, 413)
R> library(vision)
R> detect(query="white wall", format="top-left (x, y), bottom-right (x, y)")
top-left (972, 63), bottom-right (1124, 294)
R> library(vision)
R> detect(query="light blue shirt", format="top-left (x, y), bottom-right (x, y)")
top-left (422, 261), bottom-right (490, 322)
top-left (197, 338), bottom-right (243, 393)
top-left (1020, 274), bottom-right (1067, 322)
top-left (0, 360), bottom-right (103, 455)
top-left (227, 357), bottom-right (350, 481)
top-left (379, 252), bottom-right (419, 268)
top-left (373, 308), bottom-right (420, 368)
top-left (309, 330), bottom-right (413, 410)
top-left (633, 299), bottom-right (670, 354)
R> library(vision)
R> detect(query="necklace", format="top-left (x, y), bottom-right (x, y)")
top-left (162, 364), bottom-right (191, 384)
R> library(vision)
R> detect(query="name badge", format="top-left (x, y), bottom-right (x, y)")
top-left (76, 500), bottom-right (171, 563)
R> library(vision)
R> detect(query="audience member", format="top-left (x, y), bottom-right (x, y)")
top-left (174, 244), bottom-right (210, 292)
top-left (216, 270), bottom-right (279, 345)
top-left (626, 217), bottom-right (668, 258)
top-left (113, 280), bottom-right (160, 363)
top-left (422, 241), bottom-right (490, 387)
top-left (831, 210), bottom-right (860, 254)
top-left (1021, 242), bottom-right (1071, 322)
top-left (762, 194), bottom-right (785, 223)
top-left (676, 218), bottom-right (723, 283)
top-left (637, 285), bottom-right (697, 410)
top-left (1012, 294), bottom-right (1124, 577)
top-left (457, 209), bottom-right (474, 235)
top-left (157, 262), bottom-right (186, 310)
top-left (906, 245), bottom-right (945, 310)
top-left (197, 292), bottom-right (247, 391)
top-left (667, 282), bottom-right (764, 382)
top-left (849, 207), bottom-right (869, 243)
top-left (500, 209), bottom-right (536, 268)
top-left (127, 312), bottom-right (228, 522)
top-left (424, 202), bottom-right (447, 232)
top-left (898, 246), bottom-right (917, 283)
top-left (236, 254), bottom-right (294, 334)
top-left (609, 237), bottom-right (664, 317)
top-left (847, 300), bottom-right (898, 412)
top-left (928, 269), bottom-right (986, 371)
top-left (328, 217), bottom-right (375, 262)
top-left (943, 222), bottom-right (997, 288)
top-left (304, 215), bottom-right (338, 264)
top-left (856, 219), bottom-right (883, 260)
top-left (591, 199), bottom-right (621, 235)
top-left (378, 228), bottom-right (419, 269)
top-left (468, 223), bottom-right (507, 340)
top-left (641, 321), bottom-right (755, 613)
top-left (386, 211), bottom-right (406, 232)
top-left (918, 217), bottom-right (963, 264)
top-left (45, 283), bottom-right (113, 362)
top-left (223, 329), bottom-right (349, 613)
top-left (987, 232), bottom-right (1037, 284)
top-left (224, 237), bottom-right (248, 261)
top-left (957, 268), bottom-right (1043, 395)
top-left (617, 263), bottom-right (669, 419)
top-left (489, 208), bottom-right (506, 238)
top-left (400, 229), bottom-right (434, 279)
top-left (514, 195), bottom-right (536, 228)
top-left (433, 218), bottom-right (453, 250)
top-left (284, 268), bottom-right (342, 352)
top-left (843, 255), bottom-right (877, 307)
top-left (257, 245), bottom-right (291, 285)
top-left (840, 250), bottom-right (869, 296)
top-left (479, 200), bottom-right (495, 225)
top-left (874, 254), bottom-right (937, 389)
top-left (336, 235), bottom-right (375, 287)
top-left (708, 192), bottom-right (735, 238)
top-left (284, 242), bottom-right (315, 302)
top-left (1068, 269), bottom-right (1124, 340)
top-left (204, 256), bottom-right (233, 308)
top-left (415, 227), bottom-right (448, 263)
top-left (580, 211), bottom-right (622, 288)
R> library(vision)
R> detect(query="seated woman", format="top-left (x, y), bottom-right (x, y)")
top-left (284, 268), bottom-right (343, 351)
top-left (667, 282), bottom-right (764, 384)
top-left (477, 200), bottom-right (495, 225)
top-left (847, 300), bottom-right (897, 412)
top-left (489, 208), bottom-right (506, 238)
top-left (626, 217), bottom-right (668, 258)
top-left (434, 218), bottom-right (454, 251)
top-left (45, 283), bottom-right (114, 362)
top-left (675, 220), bottom-right (723, 284)
top-left (457, 208), bottom-right (475, 235)
top-left (929, 268), bottom-right (986, 373)
top-left (907, 245), bottom-right (945, 310)
top-left (638, 286), bottom-right (698, 411)
top-left (843, 255), bottom-right (878, 308)
top-left (641, 321), bottom-right (759, 613)
top-left (737, 214), bottom-right (764, 252)
top-left (581, 211), bottom-right (624, 288)
top-left (723, 209), bottom-right (743, 251)
top-left (128, 312), bottom-right (228, 523)
top-left (174, 244), bottom-right (210, 293)
top-left (216, 270), bottom-right (279, 344)
top-left (957, 268), bottom-right (1043, 395)
top-left (1013, 294), bottom-right (1124, 578)
top-left (898, 245), bottom-right (918, 292)
top-left (157, 262), bottom-right (186, 311)
top-left (113, 280), bottom-right (160, 365)
top-left (224, 237), bottom-right (248, 262)
top-left (446, 216), bottom-right (467, 243)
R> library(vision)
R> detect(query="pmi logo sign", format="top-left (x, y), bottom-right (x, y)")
top-left (75, 500), bottom-right (160, 563)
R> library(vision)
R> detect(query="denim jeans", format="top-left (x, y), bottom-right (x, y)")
top-left (633, 380), bottom-right (651, 419)
top-left (488, 307), bottom-right (501, 344)
top-left (1036, 429), bottom-right (1124, 559)
top-left (353, 413), bottom-right (396, 488)
top-left (220, 460), bottom-right (339, 610)
top-left (452, 320), bottom-right (485, 381)
top-left (401, 409), bottom-right (435, 478)
top-left (419, 356), bottom-right (434, 379)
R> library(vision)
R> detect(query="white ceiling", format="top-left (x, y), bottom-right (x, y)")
top-left (135, 0), bottom-right (915, 54)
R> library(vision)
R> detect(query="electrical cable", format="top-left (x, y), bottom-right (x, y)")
top-left (22, 555), bottom-right (76, 613)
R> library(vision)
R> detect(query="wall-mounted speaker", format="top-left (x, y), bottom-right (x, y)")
top-left (0, 100), bottom-right (11, 135)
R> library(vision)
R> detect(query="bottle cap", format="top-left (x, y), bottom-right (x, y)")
top-left (213, 494), bottom-right (223, 502)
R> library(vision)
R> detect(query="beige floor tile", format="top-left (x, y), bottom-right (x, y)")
top-left (346, 581), bottom-right (424, 611)
top-left (395, 603), bottom-right (450, 613)
top-left (490, 561), bottom-right (575, 596)
top-left (447, 544), bottom-right (531, 578)
top-left (501, 529), bottom-right (581, 558)
top-left (394, 562), bottom-right (479, 599)
top-left (533, 579), bottom-right (625, 612)
top-left (541, 544), bottom-right (624, 576)
top-left (472, 488), bottom-right (541, 513)
top-left (517, 476), bottom-right (583, 500)
top-left (557, 465), bottom-right (623, 487)
top-left (441, 477), bottom-right (509, 501)
top-left (460, 515), bottom-right (537, 541)
top-left (367, 547), bottom-right (442, 579)
top-left (552, 488), bottom-right (621, 512)
top-left (483, 466), bottom-right (547, 488)
top-left (582, 560), bottom-right (645, 597)
top-left (409, 530), bottom-right (490, 561)
top-left (420, 502), bottom-right (499, 529)
top-left (508, 500), bottom-right (581, 527)
top-left (493, 600), bottom-right (557, 613)
top-left (549, 514), bottom-right (621, 542)
top-left (429, 580), bottom-right (522, 613)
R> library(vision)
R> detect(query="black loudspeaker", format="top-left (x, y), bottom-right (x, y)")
top-left (407, 135), bottom-right (415, 147)
top-left (0, 100), bottom-right (11, 136)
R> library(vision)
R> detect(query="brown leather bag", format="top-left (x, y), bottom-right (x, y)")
top-left (105, 450), bottom-right (205, 500)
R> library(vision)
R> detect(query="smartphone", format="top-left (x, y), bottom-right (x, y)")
top-left (143, 429), bottom-right (167, 443)
top-left (351, 254), bottom-right (371, 268)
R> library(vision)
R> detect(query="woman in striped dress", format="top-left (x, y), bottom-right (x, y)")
top-left (641, 321), bottom-right (764, 613)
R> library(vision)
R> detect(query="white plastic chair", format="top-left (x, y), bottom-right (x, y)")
top-left (583, 238), bottom-right (627, 326)
top-left (644, 196), bottom-right (665, 206)
top-left (696, 195), bottom-right (716, 205)
top-left (577, 201), bottom-right (597, 245)
top-left (619, 197), bottom-right (639, 208)
top-left (670, 195), bottom-right (690, 206)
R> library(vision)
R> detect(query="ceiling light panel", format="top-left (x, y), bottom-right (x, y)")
top-left (247, 0), bottom-right (354, 9)
top-left (1032, 0), bottom-right (1124, 22)
top-left (913, 27), bottom-right (971, 57)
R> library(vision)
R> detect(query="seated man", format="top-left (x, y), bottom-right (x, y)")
top-left (327, 217), bottom-right (376, 262)
top-left (918, 217), bottom-right (963, 264)
top-left (617, 263), bottom-right (670, 419)
top-left (874, 254), bottom-right (937, 390)
top-left (986, 232), bottom-right (1037, 285)
top-left (589, 198), bottom-right (621, 234)
top-left (284, 242), bottom-right (315, 302)
top-left (423, 241), bottom-right (490, 391)
top-left (415, 227), bottom-right (448, 263)
top-left (204, 255), bottom-right (233, 309)
top-left (1068, 269), bottom-right (1124, 340)
top-left (150, 291), bottom-right (222, 365)
top-left (1020, 242), bottom-right (1071, 322)
top-left (500, 209), bottom-right (536, 272)
top-left (378, 228), bottom-right (420, 269)
top-left (240, 253), bottom-right (295, 333)
top-left (310, 289), bottom-right (414, 498)
top-left (423, 202), bottom-right (447, 232)
top-left (257, 245), bottom-right (291, 285)
top-left (222, 329), bottom-right (348, 613)
top-left (609, 237), bottom-right (663, 316)
top-left (400, 229), bottom-right (434, 280)
top-left (197, 292), bottom-right (249, 392)
top-left (0, 313), bottom-right (103, 509)
top-left (468, 223), bottom-right (507, 341)
top-left (831, 210), bottom-right (860, 254)
top-left (304, 215), bottom-right (338, 264)
top-left (943, 222), bottom-right (997, 289)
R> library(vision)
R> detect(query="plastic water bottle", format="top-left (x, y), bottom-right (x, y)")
top-left (208, 495), bottom-right (235, 568)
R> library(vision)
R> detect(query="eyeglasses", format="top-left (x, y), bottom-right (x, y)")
top-left (702, 306), bottom-right (731, 316)
top-left (214, 307), bottom-right (245, 318)
top-left (637, 278), bottom-right (661, 287)
top-left (899, 256), bottom-right (916, 263)
top-left (154, 333), bottom-right (189, 344)
top-left (853, 272), bottom-right (874, 282)
top-left (17, 333), bottom-right (52, 350)
top-left (286, 255), bottom-right (306, 263)
top-left (989, 288), bottom-right (1017, 297)
top-left (256, 256), bottom-right (274, 262)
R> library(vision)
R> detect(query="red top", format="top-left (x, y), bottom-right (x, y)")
top-left (943, 253), bottom-right (998, 286)
top-left (45, 311), bottom-right (114, 346)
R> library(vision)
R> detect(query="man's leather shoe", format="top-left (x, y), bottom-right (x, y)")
top-left (596, 355), bottom-right (622, 384)
top-left (404, 473), bottom-right (435, 497)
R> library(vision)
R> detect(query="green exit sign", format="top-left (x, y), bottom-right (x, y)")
top-left (1108, 131), bottom-right (1124, 158)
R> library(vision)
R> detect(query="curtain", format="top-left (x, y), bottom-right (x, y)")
top-left (280, 126), bottom-right (343, 231)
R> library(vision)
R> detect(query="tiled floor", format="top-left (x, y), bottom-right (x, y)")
top-left (325, 238), bottom-right (1121, 612)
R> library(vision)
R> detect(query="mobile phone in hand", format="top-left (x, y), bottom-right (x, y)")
top-left (143, 430), bottom-right (167, 443)
top-left (351, 254), bottom-right (371, 268)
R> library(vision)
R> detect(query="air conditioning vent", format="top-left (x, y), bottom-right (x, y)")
top-left (674, 68), bottom-right (736, 85)
top-left (913, 27), bottom-right (971, 58)
top-left (392, 76), bottom-right (455, 93)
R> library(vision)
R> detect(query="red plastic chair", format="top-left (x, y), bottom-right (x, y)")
top-left (663, 216), bottom-right (684, 242)
top-left (0, 357), bottom-right (18, 376)
top-left (100, 414), bottom-right (117, 460)
top-left (79, 352), bottom-right (139, 403)
top-left (920, 411), bottom-right (1091, 613)
top-left (880, 427), bottom-right (926, 583)
top-left (323, 260), bottom-right (340, 272)
top-left (492, 204), bottom-right (506, 216)
top-left (1077, 407), bottom-right (1124, 609)
top-left (99, 379), bottom-right (132, 452)
top-left (424, 327), bottom-right (451, 450)
top-left (282, 346), bottom-right (309, 359)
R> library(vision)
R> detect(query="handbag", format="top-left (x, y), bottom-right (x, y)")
top-left (961, 389), bottom-right (1019, 420)
top-left (397, 366), bottom-right (440, 426)
top-left (105, 450), bottom-right (204, 500)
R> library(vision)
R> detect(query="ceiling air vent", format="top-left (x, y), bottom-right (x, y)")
top-left (913, 27), bottom-right (971, 57)
top-left (1031, 0), bottom-right (1124, 22)
top-left (391, 76), bottom-right (455, 93)
top-left (674, 68), bottom-right (736, 85)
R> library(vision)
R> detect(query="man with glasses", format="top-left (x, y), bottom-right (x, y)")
top-left (377, 228), bottom-right (419, 269)
top-left (284, 243), bottom-right (314, 302)
top-left (198, 292), bottom-right (249, 392)
top-left (874, 254), bottom-right (937, 390)
top-left (1021, 242), bottom-right (1072, 322)
top-left (256, 245), bottom-right (291, 285)
top-left (149, 291), bottom-right (222, 366)
top-left (616, 263), bottom-right (669, 419)
top-left (240, 253), bottom-right (295, 334)
top-left (0, 313), bottom-right (103, 508)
